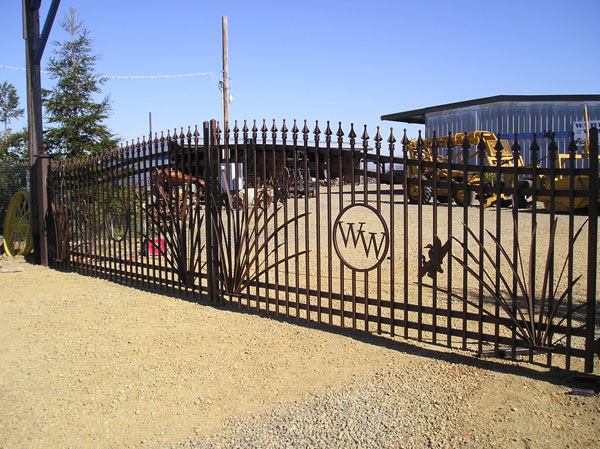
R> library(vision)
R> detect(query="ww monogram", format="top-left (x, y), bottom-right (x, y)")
top-left (337, 221), bottom-right (387, 258)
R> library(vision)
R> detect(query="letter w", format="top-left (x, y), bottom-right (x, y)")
top-left (362, 232), bottom-right (386, 258)
top-left (338, 221), bottom-right (365, 247)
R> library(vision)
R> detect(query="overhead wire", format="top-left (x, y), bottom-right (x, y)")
top-left (0, 64), bottom-right (222, 81)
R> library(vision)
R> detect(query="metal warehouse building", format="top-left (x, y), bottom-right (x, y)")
top-left (382, 95), bottom-right (600, 166)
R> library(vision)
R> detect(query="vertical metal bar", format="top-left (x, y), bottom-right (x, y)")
top-left (292, 121), bottom-right (300, 318)
top-left (302, 121), bottom-right (311, 320)
top-left (566, 134), bottom-right (577, 371)
top-left (223, 123), bottom-right (232, 304)
top-left (177, 128), bottom-right (186, 295)
top-left (314, 122), bottom-right (322, 323)
top-left (213, 121), bottom-right (222, 304)
top-left (93, 155), bottom-right (100, 279)
top-left (203, 122), bottom-right (215, 302)
top-left (184, 128), bottom-right (193, 298)
top-left (158, 132), bottom-right (167, 292)
top-left (350, 124), bottom-right (358, 330)
top-left (529, 134), bottom-right (540, 361)
top-left (494, 135), bottom-right (503, 354)
top-left (134, 138), bottom-right (143, 288)
top-left (260, 121), bottom-right (269, 312)
top-left (252, 122), bottom-right (260, 311)
top-left (584, 127), bottom-right (598, 373)
top-left (325, 122), bottom-right (333, 325)
top-left (416, 131), bottom-right (424, 341)
top-left (232, 122), bottom-right (241, 307)
top-left (401, 129), bottom-right (409, 339)
top-left (546, 133), bottom-right (557, 366)
top-left (112, 149), bottom-right (119, 283)
top-left (192, 125), bottom-right (202, 298)
top-left (270, 120), bottom-right (280, 315)
top-left (431, 132), bottom-right (439, 345)
top-left (105, 151), bottom-right (112, 279)
top-left (100, 152), bottom-right (108, 279)
top-left (461, 133), bottom-right (470, 350)
top-left (388, 128), bottom-right (396, 337)
top-left (375, 127), bottom-right (383, 334)
top-left (337, 123), bottom-right (346, 329)
top-left (117, 146), bottom-right (124, 284)
top-left (362, 126), bottom-right (369, 333)
top-left (93, 156), bottom-right (100, 277)
top-left (126, 143), bottom-right (133, 285)
top-left (446, 133), bottom-right (454, 347)
top-left (511, 134), bottom-right (521, 357)
top-left (75, 160), bottom-right (82, 275)
top-left (168, 131), bottom-right (177, 293)
top-left (147, 138), bottom-right (155, 288)
top-left (79, 158), bottom-right (87, 277)
top-left (477, 135), bottom-right (487, 355)
top-left (281, 120), bottom-right (290, 317)
top-left (241, 122), bottom-right (251, 309)
top-left (104, 152), bottom-right (111, 279)
top-left (127, 141), bottom-right (135, 286)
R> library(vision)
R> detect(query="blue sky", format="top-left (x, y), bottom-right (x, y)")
top-left (1, 0), bottom-right (599, 145)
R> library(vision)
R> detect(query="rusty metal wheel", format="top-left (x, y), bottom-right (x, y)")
top-left (3, 192), bottom-right (33, 256)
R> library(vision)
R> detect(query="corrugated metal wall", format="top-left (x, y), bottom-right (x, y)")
top-left (425, 102), bottom-right (600, 167)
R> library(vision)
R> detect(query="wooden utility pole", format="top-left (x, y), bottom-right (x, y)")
top-left (23, 0), bottom-right (47, 265)
top-left (23, 1), bottom-right (43, 168)
top-left (22, 0), bottom-right (60, 266)
top-left (222, 16), bottom-right (229, 129)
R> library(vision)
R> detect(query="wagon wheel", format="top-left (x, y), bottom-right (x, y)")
top-left (3, 192), bottom-right (33, 256)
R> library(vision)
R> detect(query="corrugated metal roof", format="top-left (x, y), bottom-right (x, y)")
top-left (381, 94), bottom-right (600, 124)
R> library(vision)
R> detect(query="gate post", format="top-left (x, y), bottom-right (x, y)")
top-left (203, 121), bottom-right (215, 302)
top-left (203, 120), bottom-right (221, 304)
top-left (585, 127), bottom-right (598, 373)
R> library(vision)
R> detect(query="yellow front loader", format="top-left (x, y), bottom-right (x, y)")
top-left (537, 105), bottom-right (600, 211)
top-left (405, 131), bottom-right (526, 208)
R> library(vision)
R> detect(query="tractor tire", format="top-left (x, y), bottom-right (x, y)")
top-left (453, 188), bottom-right (474, 207)
top-left (514, 180), bottom-right (532, 208)
top-left (407, 178), bottom-right (432, 205)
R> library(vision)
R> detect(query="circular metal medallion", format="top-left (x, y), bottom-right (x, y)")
top-left (333, 203), bottom-right (389, 272)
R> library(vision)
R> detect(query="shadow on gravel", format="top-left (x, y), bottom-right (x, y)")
top-left (43, 262), bottom-right (598, 392)
top-left (254, 310), bottom-right (599, 392)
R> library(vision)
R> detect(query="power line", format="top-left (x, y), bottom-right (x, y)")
top-left (0, 64), bottom-right (220, 80)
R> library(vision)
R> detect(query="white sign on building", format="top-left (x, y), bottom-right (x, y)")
top-left (573, 120), bottom-right (600, 146)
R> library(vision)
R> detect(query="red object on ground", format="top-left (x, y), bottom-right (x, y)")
top-left (148, 238), bottom-right (165, 256)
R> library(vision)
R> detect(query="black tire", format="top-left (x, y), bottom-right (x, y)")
top-left (407, 178), bottom-right (432, 204)
top-left (514, 180), bottom-right (531, 208)
top-left (453, 188), bottom-right (474, 207)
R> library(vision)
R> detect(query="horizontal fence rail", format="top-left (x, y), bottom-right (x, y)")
top-left (48, 121), bottom-right (600, 373)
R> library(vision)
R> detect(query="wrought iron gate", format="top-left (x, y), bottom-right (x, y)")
top-left (48, 120), bottom-right (599, 373)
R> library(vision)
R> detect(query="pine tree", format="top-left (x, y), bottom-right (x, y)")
top-left (0, 81), bottom-right (24, 145)
top-left (43, 8), bottom-right (117, 158)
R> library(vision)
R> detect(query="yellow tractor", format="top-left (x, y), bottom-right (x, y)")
top-left (537, 105), bottom-right (600, 211)
top-left (405, 131), bottom-right (525, 207)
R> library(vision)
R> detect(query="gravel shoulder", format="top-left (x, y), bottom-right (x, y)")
top-left (1, 256), bottom-right (599, 449)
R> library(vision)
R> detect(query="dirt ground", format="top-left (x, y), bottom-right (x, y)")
top-left (1, 254), bottom-right (599, 449)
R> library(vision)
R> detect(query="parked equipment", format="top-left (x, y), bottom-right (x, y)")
top-left (404, 131), bottom-right (526, 208)
top-left (537, 105), bottom-right (600, 211)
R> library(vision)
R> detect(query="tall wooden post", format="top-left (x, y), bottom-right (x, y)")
top-left (23, 0), bottom-right (48, 265)
top-left (222, 16), bottom-right (229, 129)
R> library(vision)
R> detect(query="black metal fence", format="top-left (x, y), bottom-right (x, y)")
top-left (48, 120), bottom-right (599, 373)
